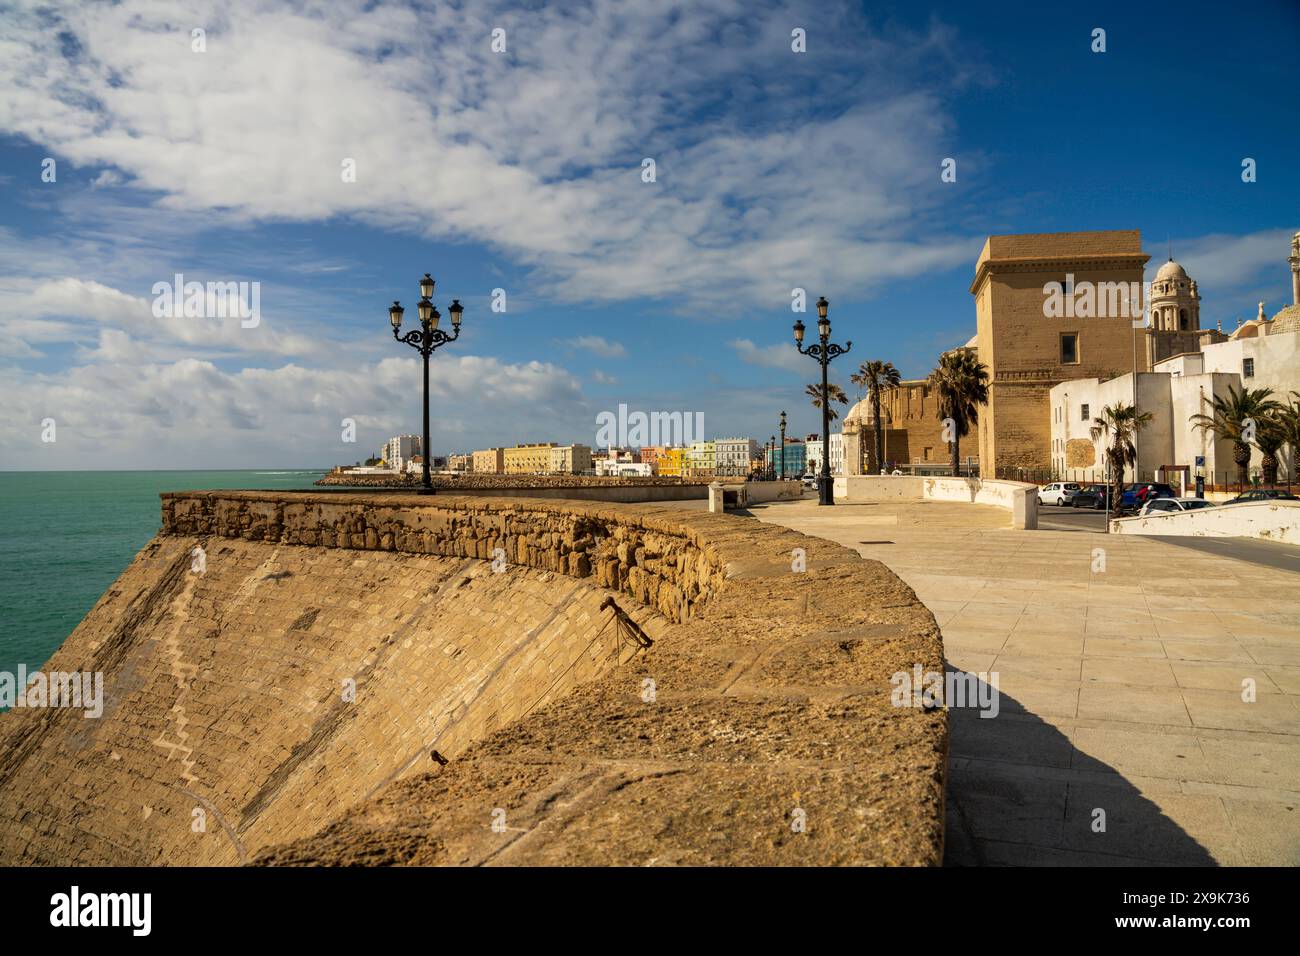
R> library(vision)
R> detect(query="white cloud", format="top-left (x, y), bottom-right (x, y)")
top-left (730, 338), bottom-right (806, 374)
top-left (0, 277), bottom-right (327, 361)
top-left (0, 352), bottom-right (592, 469)
top-left (567, 335), bottom-right (626, 358)
top-left (0, 0), bottom-right (980, 312)
top-left (1146, 228), bottom-right (1298, 327)
top-left (1151, 229), bottom-right (1293, 297)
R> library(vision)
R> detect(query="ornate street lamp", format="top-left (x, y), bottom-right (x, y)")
top-left (389, 273), bottom-right (465, 494)
top-left (779, 410), bottom-right (787, 480)
top-left (794, 296), bottom-right (851, 506)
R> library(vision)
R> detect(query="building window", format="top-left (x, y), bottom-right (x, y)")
top-left (1060, 333), bottom-right (1079, 365)
top-left (1243, 357), bottom-right (1254, 378)
top-left (1179, 309), bottom-right (1188, 330)
top-left (1081, 403), bottom-right (1090, 421)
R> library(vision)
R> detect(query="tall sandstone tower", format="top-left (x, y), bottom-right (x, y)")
top-left (969, 230), bottom-right (1150, 478)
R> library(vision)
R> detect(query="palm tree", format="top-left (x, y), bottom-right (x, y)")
top-left (1189, 384), bottom-right (1282, 492)
top-left (1255, 414), bottom-right (1287, 487)
top-left (850, 360), bottom-right (902, 472)
top-left (1090, 404), bottom-right (1153, 516)
top-left (1279, 396), bottom-right (1300, 490)
top-left (928, 351), bottom-right (990, 477)
top-left (805, 382), bottom-right (848, 422)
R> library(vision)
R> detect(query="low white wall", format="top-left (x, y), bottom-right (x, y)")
top-left (746, 479), bottom-right (804, 504)
top-left (834, 475), bottom-right (924, 500)
top-left (833, 474), bottom-right (1039, 529)
top-left (1110, 500), bottom-right (1300, 542)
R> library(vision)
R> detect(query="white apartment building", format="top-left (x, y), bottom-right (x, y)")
top-left (382, 434), bottom-right (421, 470)
top-left (1051, 325), bottom-right (1300, 485)
top-left (714, 438), bottom-right (759, 476)
top-left (804, 433), bottom-right (844, 476)
top-left (1179, 321), bottom-right (1300, 397)
top-left (595, 459), bottom-right (652, 477)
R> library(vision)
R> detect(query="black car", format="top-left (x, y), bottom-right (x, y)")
top-left (1228, 489), bottom-right (1300, 503)
top-left (1070, 484), bottom-right (1110, 509)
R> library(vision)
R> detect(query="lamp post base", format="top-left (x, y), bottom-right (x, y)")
top-left (817, 474), bottom-right (834, 506)
top-left (418, 487), bottom-right (436, 496)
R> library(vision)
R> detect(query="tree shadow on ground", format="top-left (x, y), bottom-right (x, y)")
top-left (942, 666), bottom-right (1217, 866)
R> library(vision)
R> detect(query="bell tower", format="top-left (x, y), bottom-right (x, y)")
top-left (1290, 231), bottom-right (1299, 306)
top-left (1148, 258), bottom-right (1200, 332)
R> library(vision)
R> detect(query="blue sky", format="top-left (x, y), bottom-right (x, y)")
top-left (0, 0), bottom-right (1297, 468)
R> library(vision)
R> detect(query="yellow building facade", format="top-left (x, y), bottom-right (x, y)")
top-left (504, 443), bottom-right (557, 474)
top-left (657, 447), bottom-right (685, 477)
top-left (686, 440), bottom-right (716, 476)
top-left (471, 447), bottom-right (504, 474)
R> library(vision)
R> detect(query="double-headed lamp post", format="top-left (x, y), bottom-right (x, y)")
top-left (779, 410), bottom-right (787, 480)
top-left (389, 272), bottom-right (464, 495)
top-left (794, 296), bottom-right (851, 506)
top-left (769, 436), bottom-right (776, 480)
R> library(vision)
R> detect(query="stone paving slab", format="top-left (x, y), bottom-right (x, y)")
top-left (750, 496), bottom-right (1300, 866)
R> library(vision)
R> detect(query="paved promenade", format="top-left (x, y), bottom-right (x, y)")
top-left (749, 495), bottom-right (1300, 866)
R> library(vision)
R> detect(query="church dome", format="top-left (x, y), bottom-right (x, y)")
top-left (844, 398), bottom-right (892, 426)
top-left (1155, 259), bottom-right (1188, 281)
top-left (1269, 303), bottom-right (1300, 335)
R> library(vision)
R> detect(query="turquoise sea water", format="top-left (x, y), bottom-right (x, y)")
top-left (0, 470), bottom-right (325, 677)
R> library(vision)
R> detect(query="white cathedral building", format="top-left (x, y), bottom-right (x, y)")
top-left (1050, 232), bottom-right (1300, 486)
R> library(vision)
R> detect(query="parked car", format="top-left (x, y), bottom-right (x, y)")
top-left (1070, 484), bottom-right (1111, 509)
top-left (801, 474), bottom-right (817, 490)
top-left (1120, 482), bottom-right (1176, 513)
top-left (1227, 489), bottom-right (1300, 503)
top-left (1038, 482), bottom-right (1081, 506)
top-left (1138, 497), bottom-right (1218, 517)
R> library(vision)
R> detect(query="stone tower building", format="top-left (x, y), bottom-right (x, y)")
top-left (968, 230), bottom-right (1150, 479)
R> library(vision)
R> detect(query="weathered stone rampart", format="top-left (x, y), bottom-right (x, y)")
top-left (0, 492), bottom-right (947, 866)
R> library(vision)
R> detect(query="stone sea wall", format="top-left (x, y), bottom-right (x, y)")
top-left (163, 491), bottom-right (725, 621)
top-left (0, 492), bottom-right (948, 866)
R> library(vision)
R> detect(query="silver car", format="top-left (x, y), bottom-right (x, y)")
top-left (1138, 497), bottom-right (1218, 516)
